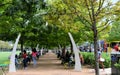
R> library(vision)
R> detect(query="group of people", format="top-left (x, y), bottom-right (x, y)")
top-left (15, 48), bottom-right (41, 70)
top-left (56, 48), bottom-right (105, 70)
top-left (57, 50), bottom-right (84, 67)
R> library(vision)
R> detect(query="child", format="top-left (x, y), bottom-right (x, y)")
top-left (15, 54), bottom-right (19, 69)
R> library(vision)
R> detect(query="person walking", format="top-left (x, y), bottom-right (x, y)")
top-left (98, 49), bottom-right (105, 71)
top-left (22, 50), bottom-right (28, 69)
top-left (32, 48), bottom-right (37, 67)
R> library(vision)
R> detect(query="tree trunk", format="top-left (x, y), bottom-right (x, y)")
top-left (70, 41), bottom-right (73, 53)
top-left (62, 46), bottom-right (66, 57)
top-left (93, 26), bottom-right (99, 75)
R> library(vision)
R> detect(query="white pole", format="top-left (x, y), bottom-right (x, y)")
top-left (68, 32), bottom-right (81, 71)
top-left (99, 40), bottom-right (101, 48)
top-left (9, 33), bottom-right (21, 72)
top-left (59, 44), bottom-right (62, 52)
top-left (36, 44), bottom-right (39, 51)
top-left (41, 47), bottom-right (43, 56)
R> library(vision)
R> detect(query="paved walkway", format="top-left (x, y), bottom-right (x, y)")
top-left (7, 52), bottom-right (111, 75)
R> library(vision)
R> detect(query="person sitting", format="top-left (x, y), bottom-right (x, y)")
top-left (27, 52), bottom-right (31, 65)
top-left (114, 44), bottom-right (119, 52)
top-left (15, 54), bottom-right (19, 70)
top-left (79, 53), bottom-right (84, 64)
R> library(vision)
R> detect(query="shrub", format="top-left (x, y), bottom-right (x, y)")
top-left (114, 63), bottom-right (120, 69)
top-left (81, 52), bottom-right (111, 68)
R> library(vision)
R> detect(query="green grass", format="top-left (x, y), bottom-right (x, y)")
top-left (0, 51), bottom-right (20, 64)
top-left (0, 52), bottom-right (11, 64)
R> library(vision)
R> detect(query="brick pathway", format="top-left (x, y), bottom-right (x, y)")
top-left (7, 52), bottom-right (111, 75)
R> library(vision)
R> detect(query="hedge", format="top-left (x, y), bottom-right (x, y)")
top-left (81, 52), bottom-right (111, 68)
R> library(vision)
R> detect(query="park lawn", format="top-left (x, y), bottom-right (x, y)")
top-left (0, 52), bottom-right (11, 64)
top-left (0, 51), bottom-right (20, 64)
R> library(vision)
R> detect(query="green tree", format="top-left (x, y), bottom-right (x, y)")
top-left (63, 0), bottom-right (119, 75)
top-left (107, 1), bottom-right (120, 42)
top-left (108, 21), bottom-right (120, 42)
top-left (45, 0), bottom-right (88, 51)
top-left (45, 0), bottom-right (118, 75)
top-left (0, 0), bottom-right (46, 51)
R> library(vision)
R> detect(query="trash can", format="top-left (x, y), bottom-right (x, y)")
top-left (111, 52), bottom-right (120, 75)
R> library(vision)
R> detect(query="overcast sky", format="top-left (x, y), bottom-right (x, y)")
top-left (111, 0), bottom-right (119, 4)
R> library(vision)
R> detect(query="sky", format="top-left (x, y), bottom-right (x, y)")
top-left (111, 0), bottom-right (119, 4)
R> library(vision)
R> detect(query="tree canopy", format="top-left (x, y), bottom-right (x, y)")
top-left (0, 0), bottom-right (119, 48)
top-left (0, 0), bottom-right (120, 75)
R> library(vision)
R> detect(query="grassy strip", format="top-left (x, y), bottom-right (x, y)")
top-left (0, 51), bottom-right (20, 64)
